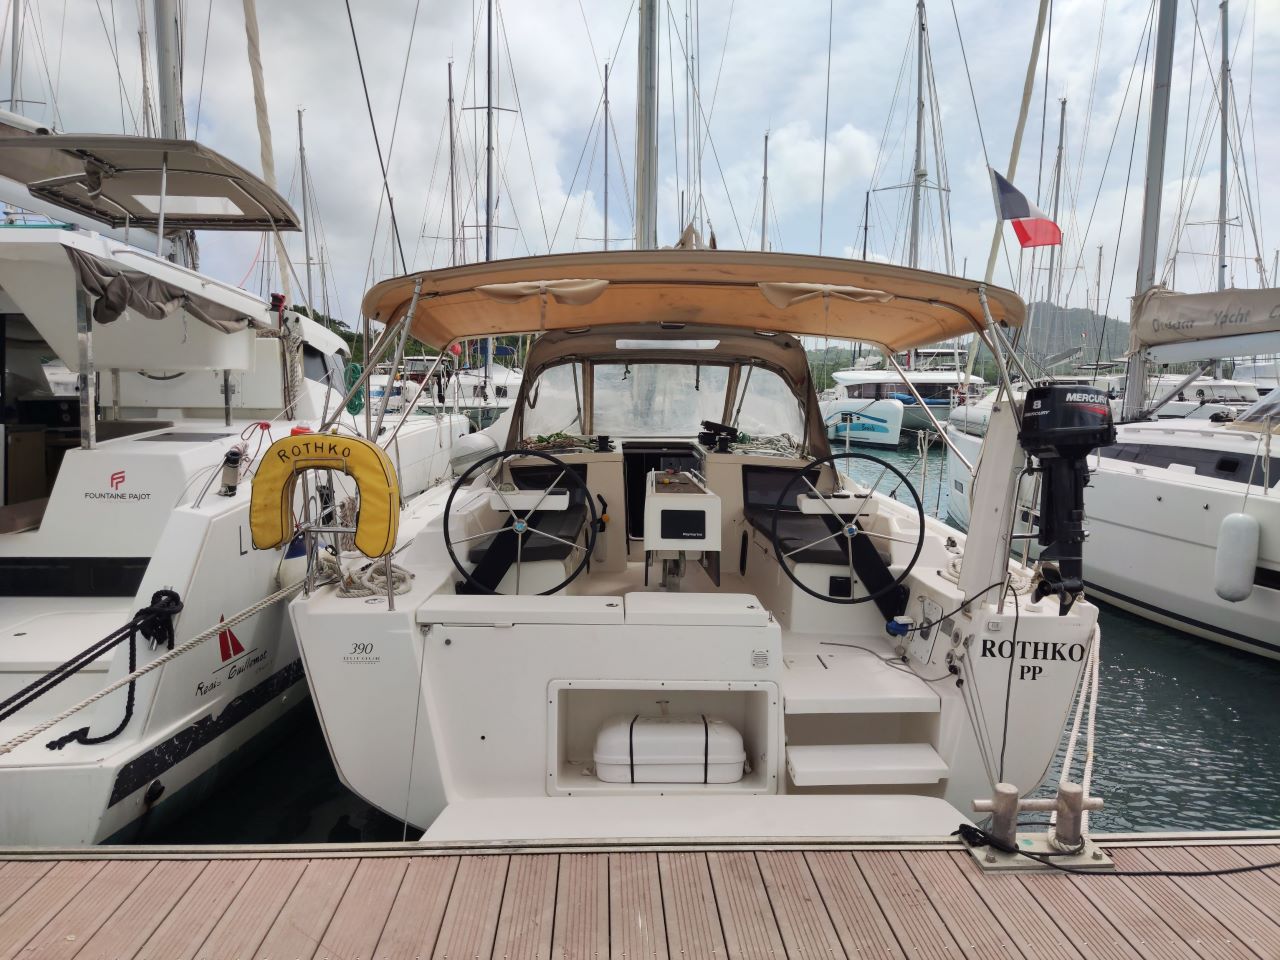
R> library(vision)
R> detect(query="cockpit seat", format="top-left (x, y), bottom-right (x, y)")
top-left (744, 506), bottom-right (857, 565)
top-left (466, 503), bottom-right (590, 564)
top-left (457, 500), bottom-right (589, 594)
top-left (740, 464), bottom-right (907, 617)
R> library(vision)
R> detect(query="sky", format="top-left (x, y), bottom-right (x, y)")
top-left (8, 0), bottom-right (1279, 330)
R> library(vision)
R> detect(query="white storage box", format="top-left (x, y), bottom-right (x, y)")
top-left (593, 714), bottom-right (746, 784)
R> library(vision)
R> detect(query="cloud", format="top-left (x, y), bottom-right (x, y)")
top-left (9, 0), bottom-right (1277, 328)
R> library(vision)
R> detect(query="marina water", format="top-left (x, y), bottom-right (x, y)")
top-left (146, 443), bottom-right (1280, 843)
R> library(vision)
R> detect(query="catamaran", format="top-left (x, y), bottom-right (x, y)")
top-left (0, 135), bottom-right (468, 844)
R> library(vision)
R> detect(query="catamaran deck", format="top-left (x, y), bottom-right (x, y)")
top-left (3, 833), bottom-right (1280, 958)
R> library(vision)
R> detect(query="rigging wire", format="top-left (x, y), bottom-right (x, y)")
top-left (342, 0), bottom-right (407, 272)
top-left (408, 109), bottom-right (451, 269)
top-left (22, 0), bottom-right (64, 128)
top-left (191, 0), bottom-right (212, 138)
top-left (496, 2), bottom-right (551, 253)
top-left (1093, 2), bottom-right (1156, 369)
top-left (1038, 0), bottom-right (1152, 333)
top-left (816, 0), bottom-right (833, 254)
top-left (693, 0), bottom-right (735, 179)
top-left (662, 2), bottom-right (746, 246)
top-left (93, 0), bottom-right (139, 134)
top-left (549, 94), bottom-right (605, 249)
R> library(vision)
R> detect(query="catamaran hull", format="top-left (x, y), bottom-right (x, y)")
top-left (818, 398), bottom-right (904, 447)
top-left (0, 497), bottom-right (306, 846)
top-left (0, 415), bottom-right (467, 846)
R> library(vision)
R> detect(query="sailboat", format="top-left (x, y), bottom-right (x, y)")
top-left (262, 0), bottom-right (1111, 844)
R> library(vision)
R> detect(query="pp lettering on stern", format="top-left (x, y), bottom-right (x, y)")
top-left (979, 637), bottom-right (1086, 680)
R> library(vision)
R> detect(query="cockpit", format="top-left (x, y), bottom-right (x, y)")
top-left (430, 323), bottom-right (929, 631)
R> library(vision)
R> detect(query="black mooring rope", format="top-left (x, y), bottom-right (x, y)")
top-left (0, 590), bottom-right (183, 750)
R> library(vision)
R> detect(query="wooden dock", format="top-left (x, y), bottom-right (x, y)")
top-left (3, 834), bottom-right (1280, 959)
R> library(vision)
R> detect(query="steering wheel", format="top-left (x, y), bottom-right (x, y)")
top-left (443, 448), bottom-right (598, 595)
top-left (769, 452), bottom-right (926, 605)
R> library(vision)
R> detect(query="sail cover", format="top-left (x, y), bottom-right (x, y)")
top-left (66, 247), bottom-right (264, 332)
top-left (1132, 286), bottom-right (1280, 349)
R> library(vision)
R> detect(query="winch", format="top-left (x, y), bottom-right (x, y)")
top-left (1018, 384), bottom-right (1116, 613)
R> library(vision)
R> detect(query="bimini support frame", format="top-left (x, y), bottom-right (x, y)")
top-left (876, 283), bottom-right (1026, 477)
top-left (881, 349), bottom-right (973, 473)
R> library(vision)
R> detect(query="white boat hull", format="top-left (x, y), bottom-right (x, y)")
top-left (947, 424), bottom-right (1280, 659)
top-left (294, 483), bottom-right (1094, 835)
top-left (818, 398), bottom-right (904, 447)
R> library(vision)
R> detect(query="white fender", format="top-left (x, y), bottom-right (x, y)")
top-left (1215, 512), bottom-right (1260, 602)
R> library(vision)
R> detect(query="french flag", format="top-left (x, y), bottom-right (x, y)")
top-left (990, 168), bottom-right (1062, 248)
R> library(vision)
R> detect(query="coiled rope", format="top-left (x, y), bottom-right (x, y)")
top-left (316, 554), bottom-right (414, 597)
top-left (0, 581), bottom-right (304, 759)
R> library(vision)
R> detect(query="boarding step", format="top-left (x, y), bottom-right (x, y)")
top-left (782, 651), bottom-right (940, 714)
top-left (786, 743), bottom-right (948, 787)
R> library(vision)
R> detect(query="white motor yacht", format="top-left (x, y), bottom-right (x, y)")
top-left (261, 251), bottom-right (1111, 843)
top-left (0, 136), bottom-right (468, 844)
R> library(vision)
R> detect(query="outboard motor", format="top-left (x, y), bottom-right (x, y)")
top-left (1018, 385), bottom-right (1116, 614)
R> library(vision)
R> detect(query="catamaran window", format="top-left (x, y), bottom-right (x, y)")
top-left (1100, 442), bottom-right (1280, 487)
top-left (302, 345), bottom-right (345, 388)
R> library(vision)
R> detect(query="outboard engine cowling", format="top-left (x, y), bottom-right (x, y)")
top-left (1018, 385), bottom-right (1116, 613)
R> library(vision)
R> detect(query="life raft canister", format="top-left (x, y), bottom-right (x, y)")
top-left (249, 433), bottom-right (399, 559)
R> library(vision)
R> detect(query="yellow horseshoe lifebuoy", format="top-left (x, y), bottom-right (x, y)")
top-left (249, 433), bottom-right (400, 559)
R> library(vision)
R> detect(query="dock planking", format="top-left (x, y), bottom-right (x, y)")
top-left (1, 837), bottom-right (1279, 959)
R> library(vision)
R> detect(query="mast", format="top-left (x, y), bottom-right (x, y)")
top-left (447, 61), bottom-right (459, 266)
top-left (8, 0), bottom-right (19, 112)
top-left (634, 0), bottom-right (659, 249)
top-left (603, 62), bottom-right (610, 251)
top-left (1044, 98), bottom-right (1066, 352)
top-left (242, 0), bottom-right (288, 300)
top-left (760, 132), bottom-right (769, 252)
top-left (153, 0), bottom-right (184, 138)
top-left (1217, 0), bottom-right (1229, 293)
top-left (1095, 243), bottom-right (1103, 336)
top-left (1121, 0), bottom-right (1178, 420)
top-left (484, 0), bottom-right (495, 262)
top-left (298, 109), bottom-right (314, 312)
top-left (153, 0), bottom-right (197, 267)
top-left (862, 190), bottom-right (870, 260)
top-left (907, 0), bottom-right (926, 268)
